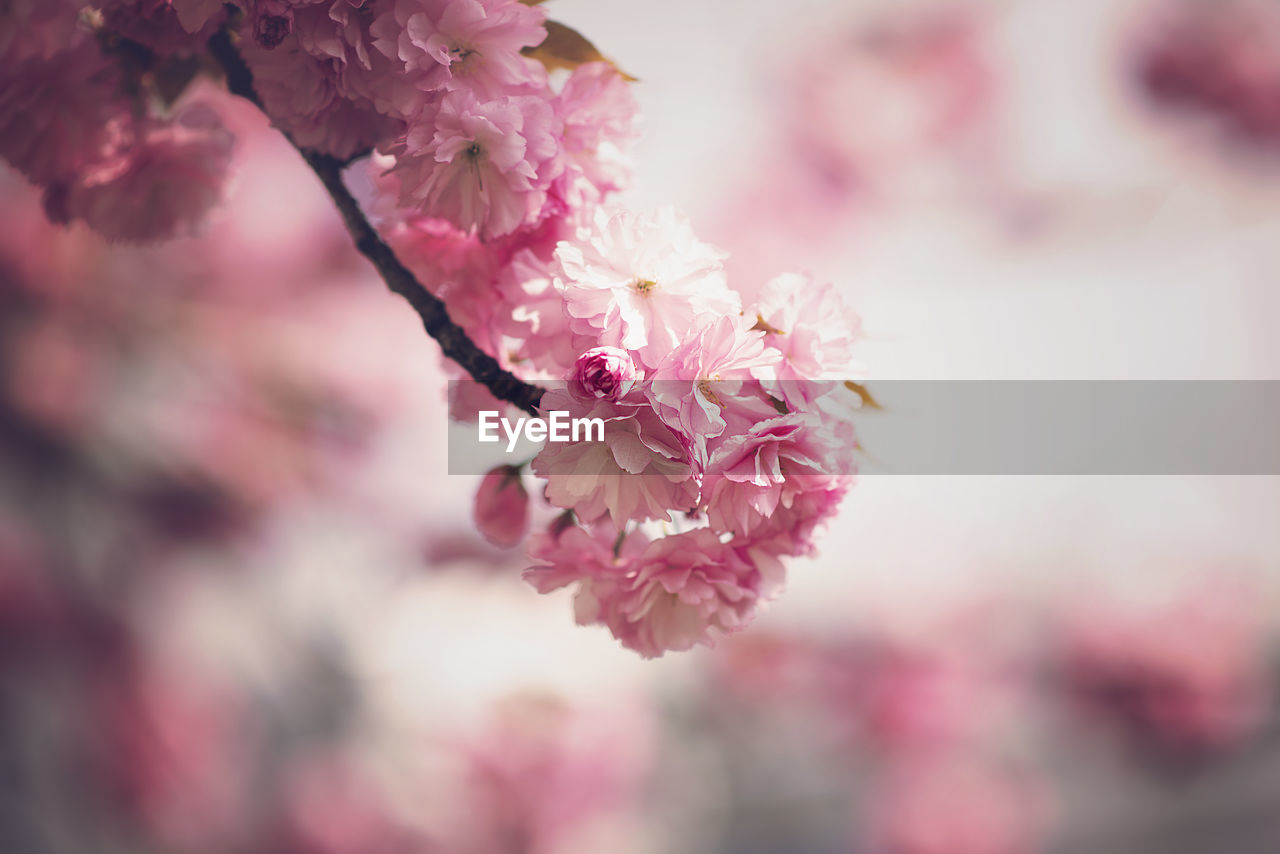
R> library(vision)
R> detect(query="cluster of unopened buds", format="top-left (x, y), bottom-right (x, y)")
top-left (1, 0), bottom-right (865, 657)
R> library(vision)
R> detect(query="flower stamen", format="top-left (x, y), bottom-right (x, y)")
top-left (696, 378), bottom-right (722, 407)
top-left (751, 314), bottom-right (786, 335)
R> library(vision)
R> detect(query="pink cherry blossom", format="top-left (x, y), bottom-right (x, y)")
top-left (0, 40), bottom-right (129, 187)
top-left (556, 207), bottom-right (741, 369)
top-left (285, 1), bottom-right (427, 119)
top-left (244, 1), bottom-right (373, 52)
top-left (385, 213), bottom-right (504, 355)
top-left (604, 531), bottom-right (785, 658)
top-left (751, 271), bottom-right (864, 409)
top-left (528, 525), bottom-right (784, 658)
top-left (531, 387), bottom-right (699, 528)
top-left (242, 31), bottom-right (403, 160)
top-left (647, 315), bottom-right (782, 459)
top-left (371, 0), bottom-right (547, 99)
top-left (741, 473), bottom-right (852, 557)
top-left (392, 89), bottom-right (561, 238)
top-left (492, 242), bottom-right (583, 375)
top-left (99, 0), bottom-right (226, 54)
top-left (293, 0), bottom-right (375, 64)
top-left (523, 516), bottom-right (636, 599)
top-left (392, 201), bottom-right (578, 374)
top-left (571, 347), bottom-right (637, 402)
top-left (483, 208), bottom-right (595, 375)
top-left (553, 62), bottom-right (639, 202)
top-left (700, 414), bottom-right (852, 538)
top-left (473, 465), bottom-right (529, 548)
top-left (56, 105), bottom-right (236, 244)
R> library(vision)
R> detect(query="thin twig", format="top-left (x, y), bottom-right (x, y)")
top-left (207, 28), bottom-right (545, 416)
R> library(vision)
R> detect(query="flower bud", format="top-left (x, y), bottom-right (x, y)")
top-left (473, 465), bottom-right (529, 549)
top-left (570, 347), bottom-right (636, 402)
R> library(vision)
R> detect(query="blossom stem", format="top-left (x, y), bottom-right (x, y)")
top-left (207, 27), bottom-right (545, 416)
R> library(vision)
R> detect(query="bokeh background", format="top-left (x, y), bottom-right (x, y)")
top-left (4, 0), bottom-right (1280, 852)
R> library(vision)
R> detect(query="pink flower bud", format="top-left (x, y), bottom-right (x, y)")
top-left (570, 346), bottom-right (636, 402)
top-left (473, 465), bottom-right (529, 549)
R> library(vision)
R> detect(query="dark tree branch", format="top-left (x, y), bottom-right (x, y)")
top-left (207, 29), bottom-right (545, 416)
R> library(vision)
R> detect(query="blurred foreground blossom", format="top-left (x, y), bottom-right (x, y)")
top-left (474, 465), bottom-right (530, 548)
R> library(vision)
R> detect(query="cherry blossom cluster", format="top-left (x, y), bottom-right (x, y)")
top-left (0, 0), bottom-right (865, 658)
top-left (452, 202), bottom-right (864, 657)
top-left (502, 246), bottom-right (864, 659)
top-left (0, 1), bottom-right (235, 242)
top-left (0, 0), bottom-right (634, 242)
